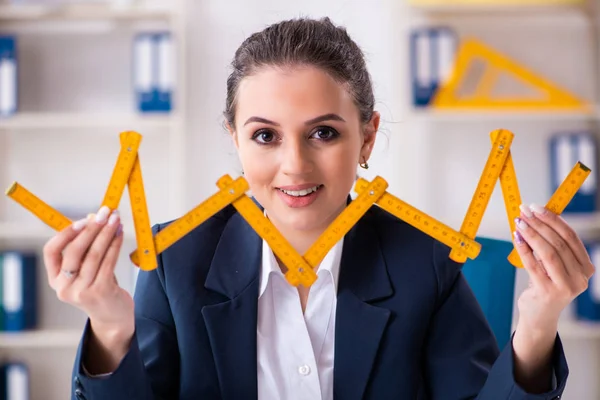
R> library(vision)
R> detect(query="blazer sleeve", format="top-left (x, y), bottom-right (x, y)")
top-left (70, 223), bottom-right (180, 400)
top-left (423, 240), bottom-right (568, 400)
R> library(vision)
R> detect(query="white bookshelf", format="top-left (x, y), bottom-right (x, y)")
top-left (559, 320), bottom-right (600, 339)
top-left (0, 329), bottom-right (81, 348)
top-left (0, 222), bottom-right (137, 241)
top-left (0, 112), bottom-right (175, 130)
top-left (0, 0), bottom-right (598, 398)
top-left (0, 2), bottom-right (174, 21)
top-left (441, 212), bottom-right (600, 242)
top-left (409, 108), bottom-right (599, 122)
top-left (0, 1), bottom-right (188, 399)
top-left (408, 1), bottom-right (586, 14)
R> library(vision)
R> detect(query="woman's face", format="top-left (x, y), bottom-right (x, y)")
top-left (229, 65), bottom-right (378, 234)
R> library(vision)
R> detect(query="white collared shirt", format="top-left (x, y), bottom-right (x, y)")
top-left (257, 234), bottom-right (343, 400)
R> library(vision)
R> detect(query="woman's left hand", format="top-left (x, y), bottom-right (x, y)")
top-left (513, 203), bottom-right (596, 332)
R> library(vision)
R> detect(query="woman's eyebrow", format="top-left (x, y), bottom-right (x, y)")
top-left (305, 113), bottom-right (345, 125)
top-left (243, 113), bottom-right (346, 127)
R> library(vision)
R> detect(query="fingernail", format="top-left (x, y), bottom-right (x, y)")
top-left (530, 203), bottom-right (547, 215)
top-left (116, 223), bottom-right (123, 237)
top-left (514, 230), bottom-right (524, 244)
top-left (519, 204), bottom-right (533, 218)
top-left (95, 206), bottom-right (110, 224)
top-left (108, 210), bottom-right (120, 226)
top-left (515, 217), bottom-right (528, 230)
top-left (72, 218), bottom-right (88, 231)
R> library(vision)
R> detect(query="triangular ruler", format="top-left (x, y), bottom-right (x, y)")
top-left (431, 38), bottom-right (591, 111)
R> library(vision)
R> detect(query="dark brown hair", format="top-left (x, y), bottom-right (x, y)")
top-left (223, 16), bottom-right (375, 130)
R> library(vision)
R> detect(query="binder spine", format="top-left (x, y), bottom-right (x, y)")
top-left (576, 243), bottom-right (600, 321)
top-left (549, 132), bottom-right (598, 213)
top-left (410, 27), bottom-right (456, 107)
top-left (0, 36), bottom-right (17, 118)
top-left (133, 31), bottom-right (174, 113)
top-left (2, 252), bottom-right (37, 332)
top-left (1, 362), bottom-right (30, 400)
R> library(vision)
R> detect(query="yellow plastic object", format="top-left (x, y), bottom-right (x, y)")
top-left (447, 129), bottom-right (590, 268)
top-left (506, 161), bottom-right (591, 265)
top-left (5, 182), bottom-right (72, 232)
top-left (354, 179), bottom-right (482, 260)
top-left (431, 38), bottom-right (591, 111)
top-left (5, 129), bottom-right (592, 286)
top-left (110, 131), bottom-right (155, 270)
top-left (450, 129), bottom-right (514, 263)
top-left (129, 175), bottom-right (249, 269)
top-left (216, 175), bottom-right (318, 287)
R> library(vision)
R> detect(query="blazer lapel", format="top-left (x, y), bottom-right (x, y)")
top-left (334, 207), bottom-right (393, 400)
top-left (202, 210), bottom-right (262, 400)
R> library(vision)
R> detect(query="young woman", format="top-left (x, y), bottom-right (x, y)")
top-left (44, 17), bottom-right (593, 400)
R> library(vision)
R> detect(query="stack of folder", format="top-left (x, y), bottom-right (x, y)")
top-left (0, 362), bottom-right (29, 400)
top-left (0, 251), bottom-right (37, 332)
top-left (133, 31), bottom-right (175, 113)
top-left (0, 36), bottom-right (17, 118)
top-left (0, 251), bottom-right (35, 399)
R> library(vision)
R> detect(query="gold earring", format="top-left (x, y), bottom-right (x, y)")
top-left (359, 158), bottom-right (369, 169)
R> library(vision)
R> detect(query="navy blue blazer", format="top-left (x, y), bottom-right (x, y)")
top-left (71, 200), bottom-right (568, 400)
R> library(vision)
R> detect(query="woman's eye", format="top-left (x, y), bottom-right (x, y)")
top-left (252, 130), bottom-right (276, 144)
top-left (311, 127), bottom-right (339, 141)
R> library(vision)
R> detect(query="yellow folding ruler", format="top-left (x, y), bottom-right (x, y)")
top-left (447, 129), bottom-right (590, 268)
top-left (5, 131), bottom-right (158, 271)
top-left (4, 128), bottom-right (591, 289)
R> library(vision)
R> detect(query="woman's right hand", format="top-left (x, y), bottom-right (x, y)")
top-left (43, 205), bottom-right (135, 360)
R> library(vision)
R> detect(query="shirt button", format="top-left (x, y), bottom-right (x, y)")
top-left (298, 365), bottom-right (311, 376)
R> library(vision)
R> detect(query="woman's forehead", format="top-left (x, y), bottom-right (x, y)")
top-left (235, 66), bottom-right (357, 122)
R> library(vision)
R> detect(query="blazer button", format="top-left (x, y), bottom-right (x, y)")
top-left (73, 376), bottom-right (82, 388)
top-left (75, 388), bottom-right (86, 400)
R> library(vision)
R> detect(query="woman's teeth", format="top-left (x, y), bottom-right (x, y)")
top-left (279, 185), bottom-right (322, 197)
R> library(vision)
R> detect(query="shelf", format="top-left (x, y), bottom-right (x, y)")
top-left (408, 108), bottom-right (598, 123)
top-left (408, 0), bottom-right (586, 11)
top-left (0, 329), bottom-right (81, 348)
top-left (0, 3), bottom-right (174, 22)
top-left (558, 320), bottom-right (600, 339)
top-left (0, 222), bottom-right (136, 242)
top-left (0, 112), bottom-right (174, 131)
top-left (441, 212), bottom-right (600, 242)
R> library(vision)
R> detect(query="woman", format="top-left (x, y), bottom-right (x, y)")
top-left (44, 17), bottom-right (593, 400)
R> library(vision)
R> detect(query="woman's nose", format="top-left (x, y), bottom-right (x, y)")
top-left (280, 141), bottom-right (313, 175)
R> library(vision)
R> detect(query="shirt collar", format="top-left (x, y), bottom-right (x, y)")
top-left (258, 211), bottom-right (344, 298)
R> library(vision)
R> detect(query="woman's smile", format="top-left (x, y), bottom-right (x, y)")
top-left (276, 183), bottom-right (325, 208)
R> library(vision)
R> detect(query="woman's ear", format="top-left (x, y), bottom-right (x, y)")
top-left (226, 121), bottom-right (239, 149)
top-left (360, 111), bottom-right (380, 162)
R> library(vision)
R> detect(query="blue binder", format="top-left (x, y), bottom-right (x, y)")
top-left (133, 32), bottom-right (173, 113)
top-left (1, 251), bottom-right (37, 332)
top-left (575, 242), bottom-right (600, 321)
top-left (0, 362), bottom-right (29, 400)
top-left (549, 132), bottom-right (598, 213)
top-left (410, 27), bottom-right (457, 107)
top-left (0, 36), bottom-right (17, 118)
top-left (156, 32), bottom-right (174, 112)
top-left (462, 237), bottom-right (516, 349)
